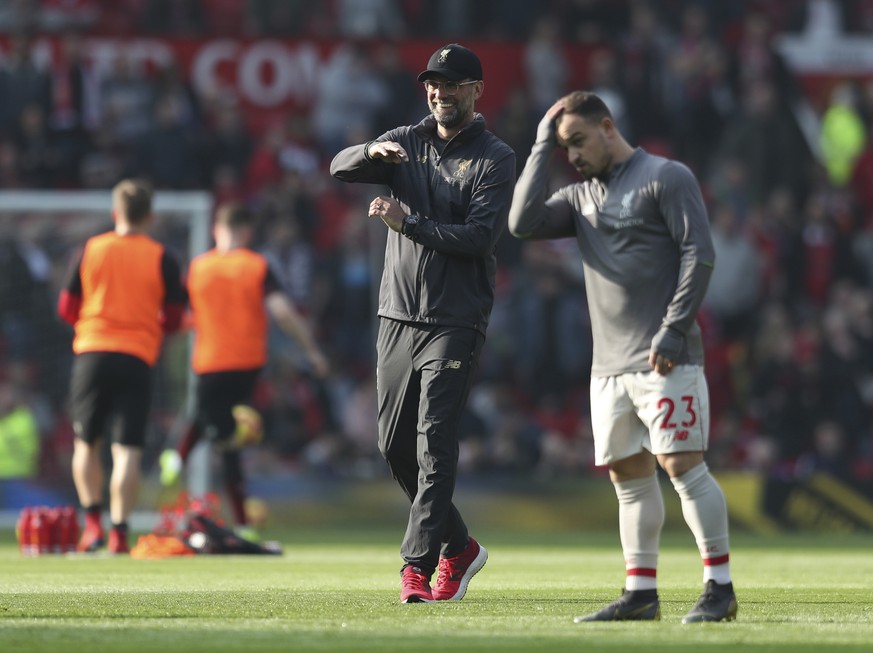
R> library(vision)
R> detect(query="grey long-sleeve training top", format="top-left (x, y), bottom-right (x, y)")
top-left (509, 138), bottom-right (715, 377)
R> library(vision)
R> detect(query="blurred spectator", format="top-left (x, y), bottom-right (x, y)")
top-left (48, 30), bottom-right (97, 186)
top-left (131, 95), bottom-right (201, 188)
top-left (311, 43), bottom-right (387, 159)
top-left (703, 202), bottom-right (763, 343)
top-left (261, 217), bottom-right (316, 314)
top-left (370, 43), bottom-right (421, 135)
top-left (616, 0), bottom-right (672, 149)
top-left (509, 241), bottom-right (591, 405)
top-left (0, 33), bottom-right (52, 139)
top-left (715, 77), bottom-right (812, 205)
top-left (587, 48), bottom-right (630, 137)
top-left (663, 2), bottom-right (734, 176)
top-left (200, 99), bottom-right (253, 190)
top-left (14, 103), bottom-right (60, 187)
top-left (523, 15), bottom-right (569, 116)
top-left (0, 138), bottom-right (23, 187)
top-left (245, 0), bottom-right (314, 36)
top-left (0, 379), bottom-right (41, 506)
top-left (144, 0), bottom-right (206, 35)
top-left (784, 189), bottom-right (865, 309)
top-left (493, 86), bottom-right (538, 175)
top-left (0, 233), bottom-right (40, 367)
top-left (817, 282), bottom-right (873, 446)
top-left (819, 82), bottom-right (866, 188)
top-left (796, 419), bottom-right (851, 479)
top-left (38, 0), bottom-right (99, 32)
top-left (746, 303), bottom-right (822, 464)
top-left (98, 53), bottom-right (154, 147)
top-left (335, 0), bottom-right (406, 39)
top-left (727, 9), bottom-right (797, 101)
top-left (481, 0), bottom-right (543, 40)
top-left (243, 121), bottom-right (284, 198)
top-left (318, 216), bottom-right (374, 376)
top-left (277, 111), bottom-right (321, 182)
top-left (199, 0), bottom-right (246, 37)
top-left (152, 59), bottom-right (201, 130)
top-left (0, 0), bottom-right (39, 33)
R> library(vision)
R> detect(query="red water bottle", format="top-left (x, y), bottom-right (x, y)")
top-left (47, 508), bottom-right (62, 553)
top-left (16, 507), bottom-right (32, 556)
top-left (60, 506), bottom-right (79, 553)
top-left (29, 508), bottom-right (43, 556)
top-left (37, 507), bottom-right (52, 555)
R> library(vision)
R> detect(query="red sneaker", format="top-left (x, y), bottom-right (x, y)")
top-left (76, 523), bottom-right (105, 553)
top-left (432, 537), bottom-right (488, 601)
top-left (108, 528), bottom-right (130, 555)
top-left (400, 565), bottom-right (434, 603)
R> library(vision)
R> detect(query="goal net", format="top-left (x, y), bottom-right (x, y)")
top-left (0, 190), bottom-right (212, 513)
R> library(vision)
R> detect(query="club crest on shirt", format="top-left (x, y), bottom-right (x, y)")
top-left (445, 159), bottom-right (472, 186)
top-left (616, 188), bottom-right (644, 227)
top-left (620, 190), bottom-right (636, 219)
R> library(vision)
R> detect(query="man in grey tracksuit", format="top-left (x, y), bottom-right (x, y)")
top-left (330, 44), bottom-right (515, 604)
top-left (509, 91), bottom-right (738, 624)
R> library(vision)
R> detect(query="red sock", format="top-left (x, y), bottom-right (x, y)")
top-left (177, 423), bottom-right (203, 464)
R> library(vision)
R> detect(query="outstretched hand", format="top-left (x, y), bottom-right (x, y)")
top-left (368, 141), bottom-right (409, 164)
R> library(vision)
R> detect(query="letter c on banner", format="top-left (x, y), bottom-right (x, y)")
top-left (191, 39), bottom-right (238, 98)
top-left (238, 41), bottom-right (295, 107)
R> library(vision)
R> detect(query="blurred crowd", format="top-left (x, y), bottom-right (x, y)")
top-left (1, 0), bottom-right (872, 503)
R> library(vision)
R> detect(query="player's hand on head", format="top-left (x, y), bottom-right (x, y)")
top-left (537, 99), bottom-right (565, 145)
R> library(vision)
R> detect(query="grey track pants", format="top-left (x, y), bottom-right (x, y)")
top-left (375, 317), bottom-right (484, 573)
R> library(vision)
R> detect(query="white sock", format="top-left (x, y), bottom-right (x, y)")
top-left (614, 473), bottom-right (664, 591)
top-left (670, 462), bottom-right (732, 585)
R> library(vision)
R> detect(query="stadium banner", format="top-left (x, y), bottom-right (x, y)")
top-left (719, 471), bottom-right (873, 534)
top-left (0, 35), bottom-right (600, 134)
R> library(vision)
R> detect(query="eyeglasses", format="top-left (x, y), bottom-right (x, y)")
top-left (422, 80), bottom-right (479, 95)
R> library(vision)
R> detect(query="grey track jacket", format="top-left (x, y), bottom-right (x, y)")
top-left (509, 131), bottom-right (715, 377)
top-left (331, 114), bottom-right (516, 335)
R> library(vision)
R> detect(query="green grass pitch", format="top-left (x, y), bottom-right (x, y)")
top-left (1, 528), bottom-right (871, 652)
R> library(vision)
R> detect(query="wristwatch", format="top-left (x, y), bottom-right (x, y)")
top-left (402, 214), bottom-right (421, 238)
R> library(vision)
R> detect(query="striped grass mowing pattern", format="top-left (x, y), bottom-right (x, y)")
top-left (1, 530), bottom-right (872, 652)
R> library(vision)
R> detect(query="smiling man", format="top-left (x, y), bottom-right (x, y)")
top-left (330, 44), bottom-right (516, 604)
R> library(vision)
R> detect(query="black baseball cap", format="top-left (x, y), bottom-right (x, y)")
top-left (417, 44), bottom-right (482, 82)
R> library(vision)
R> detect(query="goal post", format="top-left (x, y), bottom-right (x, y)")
top-left (0, 189), bottom-right (214, 507)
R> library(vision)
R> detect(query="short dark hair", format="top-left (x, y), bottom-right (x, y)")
top-left (214, 202), bottom-right (253, 230)
top-left (559, 91), bottom-right (613, 124)
top-left (112, 179), bottom-right (153, 225)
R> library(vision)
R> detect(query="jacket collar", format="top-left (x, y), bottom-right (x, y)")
top-left (413, 113), bottom-right (486, 144)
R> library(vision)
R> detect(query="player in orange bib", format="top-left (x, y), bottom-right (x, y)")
top-left (160, 202), bottom-right (329, 537)
top-left (58, 179), bottom-right (187, 554)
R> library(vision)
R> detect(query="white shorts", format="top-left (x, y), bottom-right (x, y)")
top-left (589, 365), bottom-right (710, 466)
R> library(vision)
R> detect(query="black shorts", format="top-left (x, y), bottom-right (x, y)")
top-left (194, 369), bottom-right (261, 442)
top-left (70, 351), bottom-right (152, 447)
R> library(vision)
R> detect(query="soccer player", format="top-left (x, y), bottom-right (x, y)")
top-left (58, 179), bottom-right (187, 554)
top-left (159, 202), bottom-right (329, 537)
top-left (509, 91), bottom-right (738, 623)
top-left (330, 44), bottom-right (516, 603)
